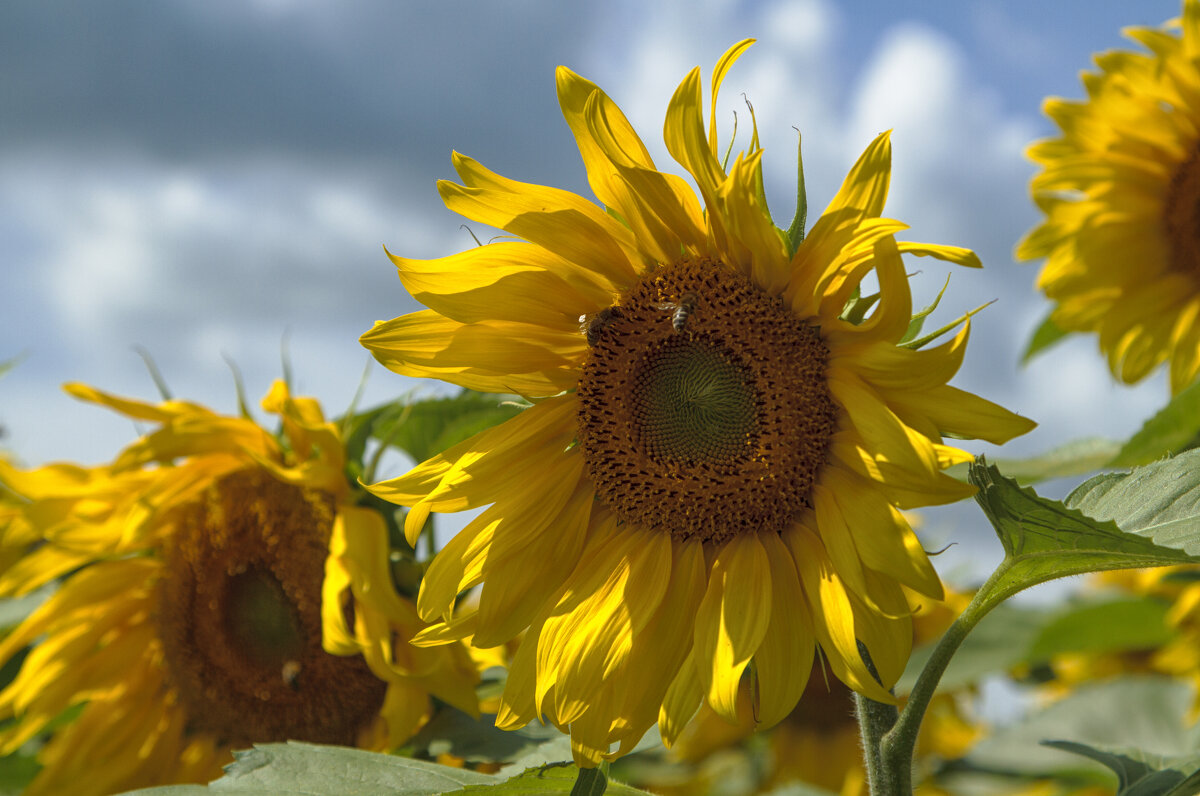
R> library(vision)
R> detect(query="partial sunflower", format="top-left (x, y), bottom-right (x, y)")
top-left (361, 39), bottom-right (1035, 766)
top-left (1018, 0), bottom-right (1200, 393)
top-left (654, 588), bottom-right (979, 796)
top-left (0, 381), bottom-right (480, 796)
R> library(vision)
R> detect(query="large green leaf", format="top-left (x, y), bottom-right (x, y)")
top-left (408, 708), bottom-right (559, 765)
top-left (968, 461), bottom-right (1200, 612)
top-left (897, 596), bottom-right (1174, 695)
top-left (897, 603), bottom-right (1049, 694)
top-left (1065, 449), bottom-right (1200, 555)
top-left (119, 743), bottom-right (499, 795)
top-left (1025, 596), bottom-right (1174, 662)
top-left (446, 764), bottom-right (649, 795)
top-left (964, 677), bottom-right (1200, 780)
top-left (949, 437), bottom-right (1122, 485)
top-left (1042, 741), bottom-right (1200, 796)
top-left (1109, 380), bottom-right (1200, 467)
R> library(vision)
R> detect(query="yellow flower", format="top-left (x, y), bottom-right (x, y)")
top-left (1018, 0), bottom-right (1200, 393)
top-left (0, 381), bottom-right (480, 796)
top-left (361, 40), bottom-right (1034, 766)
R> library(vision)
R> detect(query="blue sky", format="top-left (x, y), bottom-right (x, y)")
top-left (0, 0), bottom-right (1186, 570)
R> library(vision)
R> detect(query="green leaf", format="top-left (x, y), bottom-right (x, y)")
top-left (898, 603), bottom-right (1049, 694)
top-left (964, 677), bottom-right (1200, 780)
top-left (447, 765), bottom-right (650, 795)
top-left (1065, 449), bottom-right (1200, 556)
top-left (118, 742), bottom-right (499, 795)
top-left (785, 132), bottom-right (808, 254)
top-left (1025, 596), bottom-right (1174, 663)
top-left (408, 707), bottom-right (559, 765)
top-left (1110, 379), bottom-right (1200, 467)
top-left (948, 437), bottom-right (1122, 485)
top-left (373, 391), bottom-right (523, 469)
top-left (898, 596), bottom-right (1173, 695)
top-left (0, 752), bottom-right (39, 795)
top-left (967, 461), bottom-right (1200, 612)
top-left (1022, 310), bottom-right (1070, 364)
top-left (1041, 741), bottom-right (1200, 796)
top-left (761, 784), bottom-right (843, 796)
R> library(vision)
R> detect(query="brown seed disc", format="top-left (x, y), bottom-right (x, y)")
top-left (1163, 141), bottom-right (1200, 276)
top-left (157, 468), bottom-right (386, 748)
top-left (576, 256), bottom-right (840, 544)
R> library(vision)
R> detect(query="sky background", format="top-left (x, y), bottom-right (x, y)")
top-left (0, 0), bottom-right (1186, 579)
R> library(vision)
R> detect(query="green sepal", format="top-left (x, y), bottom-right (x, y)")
top-left (900, 300), bottom-right (994, 350)
top-left (839, 289), bottom-right (879, 326)
top-left (785, 132), bottom-right (808, 254)
top-left (898, 273), bottom-right (951, 345)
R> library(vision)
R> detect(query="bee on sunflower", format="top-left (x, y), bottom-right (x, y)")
top-left (0, 380), bottom-right (481, 796)
top-left (360, 39), bottom-right (1035, 766)
top-left (1019, 0), bottom-right (1200, 393)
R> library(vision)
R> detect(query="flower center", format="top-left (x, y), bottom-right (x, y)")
top-left (632, 337), bottom-right (758, 464)
top-left (577, 257), bottom-right (839, 545)
top-left (157, 468), bottom-right (386, 748)
top-left (1163, 142), bottom-right (1200, 275)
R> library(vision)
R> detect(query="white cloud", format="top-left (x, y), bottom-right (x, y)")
top-left (0, 150), bottom-right (457, 464)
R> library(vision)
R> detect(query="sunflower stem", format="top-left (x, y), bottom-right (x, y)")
top-left (854, 642), bottom-right (902, 796)
top-left (877, 566), bottom-right (1005, 793)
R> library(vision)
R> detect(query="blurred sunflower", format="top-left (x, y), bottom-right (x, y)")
top-left (362, 39), bottom-right (1034, 766)
top-left (0, 381), bottom-right (480, 796)
top-left (655, 588), bottom-right (978, 796)
top-left (1018, 0), bottom-right (1200, 393)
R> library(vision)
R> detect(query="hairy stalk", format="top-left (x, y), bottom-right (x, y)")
top-left (855, 641), bottom-right (902, 796)
top-left (877, 567), bottom-right (1005, 792)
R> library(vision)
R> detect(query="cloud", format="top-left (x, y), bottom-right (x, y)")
top-left (0, 148), bottom-right (460, 464)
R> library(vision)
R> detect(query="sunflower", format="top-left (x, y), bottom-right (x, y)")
top-left (1018, 0), bottom-right (1200, 393)
top-left (361, 39), bottom-right (1035, 766)
top-left (0, 381), bottom-right (480, 796)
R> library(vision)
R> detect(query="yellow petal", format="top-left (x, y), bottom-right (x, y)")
top-left (693, 533), bottom-right (772, 721)
top-left (444, 153), bottom-right (638, 286)
top-left (753, 531), bottom-right (815, 727)
top-left (361, 310), bottom-right (584, 396)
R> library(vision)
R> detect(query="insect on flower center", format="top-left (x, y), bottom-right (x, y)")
top-left (577, 257), bottom-right (840, 545)
top-left (1163, 141), bottom-right (1200, 276)
top-left (157, 468), bottom-right (386, 748)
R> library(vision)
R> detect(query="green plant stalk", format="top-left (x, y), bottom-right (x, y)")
top-left (875, 565), bottom-right (1009, 794)
top-left (856, 691), bottom-right (900, 795)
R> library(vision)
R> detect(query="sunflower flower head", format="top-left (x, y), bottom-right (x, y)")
top-left (0, 380), bottom-right (480, 796)
top-left (362, 40), bottom-right (1034, 767)
top-left (1019, 0), bottom-right (1200, 393)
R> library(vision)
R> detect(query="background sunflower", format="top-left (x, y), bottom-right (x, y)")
top-left (0, 381), bottom-right (480, 795)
